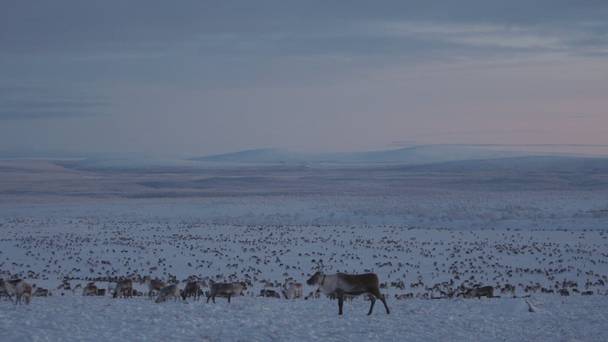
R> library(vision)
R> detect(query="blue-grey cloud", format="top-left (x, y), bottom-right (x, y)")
top-left (1, 1), bottom-right (605, 97)
top-left (0, 110), bottom-right (101, 120)
top-left (0, 1), bottom-right (607, 155)
top-left (0, 85), bottom-right (108, 120)
top-left (1, 1), bottom-right (607, 56)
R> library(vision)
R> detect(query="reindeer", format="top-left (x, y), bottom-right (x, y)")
top-left (394, 293), bottom-right (414, 300)
top-left (0, 287), bottom-right (10, 300)
top-left (304, 290), bottom-right (321, 300)
top-left (501, 284), bottom-right (516, 297)
top-left (72, 283), bottom-right (82, 295)
top-left (57, 280), bottom-right (71, 291)
top-left (112, 279), bottom-right (133, 298)
top-left (181, 281), bottom-right (201, 300)
top-left (306, 272), bottom-right (390, 315)
top-left (82, 282), bottom-right (98, 296)
top-left (33, 287), bottom-right (51, 297)
top-left (142, 276), bottom-right (166, 298)
top-left (283, 282), bottom-right (303, 299)
top-left (206, 281), bottom-right (247, 303)
top-left (155, 284), bottom-right (181, 303)
top-left (259, 289), bottom-right (281, 298)
top-left (0, 279), bottom-right (33, 305)
top-left (461, 286), bottom-right (494, 299)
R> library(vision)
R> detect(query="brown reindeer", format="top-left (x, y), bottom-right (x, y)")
top-left (155, 284), bottom-right (181, 303)
top-left (306, 272), bottom-right (390, 315)
top-left (82, 282), bottom-right (98, 296)
top-left (181, 281), bottom-right (201, 300)
top-left (283, 282), bottom-right (304, 299)
top-left (259, 289), bottom-right (281, 298)
top-left (112, 279), bottom-right (133, 298)
top-left (33, 287), bottom-right (51, 297)
top-left (461, 286), bottom-right (494, 299)
top-left (142, 276), bottom-right (166, 298)
top-left (206, 282), bottom-right (247, 303)
top-left (0, 279), bottom-right (33, 305)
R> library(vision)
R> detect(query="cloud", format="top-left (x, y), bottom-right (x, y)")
top-left (0, 1), bottom-right (607, 154)
top-left (370, 20), bottom-right (608, 55)
top-left (0, 110), bottom-right (101, 120)
top-left (0, 85), bottom-right (108, 120)
top-left (1, 1), bottom-right (607, 58)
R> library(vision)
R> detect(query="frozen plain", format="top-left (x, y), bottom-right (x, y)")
top-left (1, 156), bottom-right (608, 341)
top-left (2, 295), bottom-right (607, 342)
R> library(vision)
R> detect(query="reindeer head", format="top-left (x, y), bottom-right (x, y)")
top-left (306, 272), bottom-right (323, 286)
top-left (239, 282), bottom-right (248, 293)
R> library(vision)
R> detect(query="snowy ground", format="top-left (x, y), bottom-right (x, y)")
top-left (2, 295), bottom-right (607, 342)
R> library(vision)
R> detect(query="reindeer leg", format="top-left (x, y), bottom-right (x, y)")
top-left (380, 294), bottom-right (390, 314)
top-left (227, 294), bottom-right (231, 303)
top-left (206, 295), bottom-right (211, 303)
top-left (305, 289), bottom-right (318, 300)
top-left (367, 295), bottom-right (376, 315)
top-left (337, 291), bottom-right (344, 315)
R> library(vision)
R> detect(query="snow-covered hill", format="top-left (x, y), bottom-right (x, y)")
top-left (191, 145), bottom-right (528, 165)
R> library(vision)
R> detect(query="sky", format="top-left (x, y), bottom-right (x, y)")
top-left (1, 0), bottom-right (607, 157)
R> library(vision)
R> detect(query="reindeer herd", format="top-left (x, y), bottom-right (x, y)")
top-left (0, 271), bottom-right (391, 315)
top-left (2, 270), bottom-right (607, 315)
top-left (2, 271), bottom-right (607, 317)
top-left (0, 279), bottom-right (32, 305)
top-left (2, 217), bottom-right (608, 316)
top-left (3, 268), bottom-right (593, 316)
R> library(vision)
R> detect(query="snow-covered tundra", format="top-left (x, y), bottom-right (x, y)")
top-left (1, 158), bottom-right (608, 341)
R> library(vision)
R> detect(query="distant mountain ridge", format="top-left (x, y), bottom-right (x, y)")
top-left (9, 145), bottom-right (608, 171)
top-left (192, 148), bottom-right (310, 163)
top-left (191, 145), bottom-right (529, 165)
